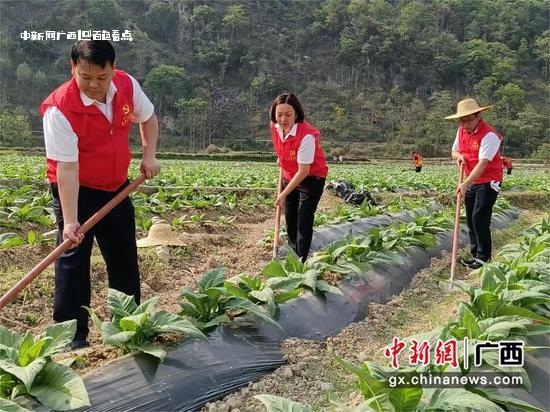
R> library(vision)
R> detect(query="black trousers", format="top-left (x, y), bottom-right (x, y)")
top-left (52, 182), bottom-right (140, 341)
top-left (464, 182), bottom-right (499, 261)
top-left (283, 176), bottom-right (325, 262)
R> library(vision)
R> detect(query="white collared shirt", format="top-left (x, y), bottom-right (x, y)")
top-left (274, 122), bottom-right (315, 164)
top-left (43, 74), bottom-right (154, 162)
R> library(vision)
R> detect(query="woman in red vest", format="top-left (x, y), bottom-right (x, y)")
top-left (270, 93), bottom-right (328, 262)
top-left (446, 99), bottom-right (503, 270)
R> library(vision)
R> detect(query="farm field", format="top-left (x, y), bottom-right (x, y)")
top-left (0, 152), bottom-right (548, 411)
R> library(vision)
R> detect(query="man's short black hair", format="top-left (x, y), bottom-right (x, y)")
top-left (71, 40), bottom-right (115, 68)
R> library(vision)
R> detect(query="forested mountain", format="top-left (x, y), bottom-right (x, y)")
top-left (0, 0), bottom-right (548, 157)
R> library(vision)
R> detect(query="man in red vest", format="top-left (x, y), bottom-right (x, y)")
top-left (446, 98), bottom-right (503, 270)
top-left (40, 41), bottom-right (160, 349)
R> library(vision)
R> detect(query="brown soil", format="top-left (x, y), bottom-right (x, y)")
top-left (0, 190), bottom-right (346, 375)
top-left (2, 194), bottom-right (540, 412)
top-left (198, 209), bottom-right (546, 411)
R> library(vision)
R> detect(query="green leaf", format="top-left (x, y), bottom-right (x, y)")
top-left (27, 231), bottom-right (36, 245)
top-left (273, 289), bottom-right (301, 303)
top-left (200, 314), bottom-right (231, 330)
top-left (137, 344), bottom-right (166, 361)
top-left (388, 387), bottom-right (422, 412)
top-left (223, 282), bottom-right (249, 299)
top-left (499, 290), bottom-right (550, 307)
top-left (237, 275), bottom-right (262, 291)
top-left (254, 394), bottom-right (311, 411)
top-left (460, 305), bottom-right (479, 338)
top-left (0, 357), bottom-right (46, 392)
top-left (119, 313), bottom-right (150, 332)
top-left (356, 395), bottom-right (389, 411)
top-left (526, 323), bottom-right (550, 336)
top-left (30, 362), bottom-right (90, 410)
top-left (300, 270), bottom-right (320, 293)
top-left (198, 266), bottom-right (226, 291)
top-left (204, 288), bottom-right (224, 305)
top-left (263, 259), bottom-right (287, 278)
top-left (250, 288), bottom-right (275, 303)
top-left (18, 337), bottom-right (52, 367)
top-left (0, 398), bottom-right (32, 412)
top-left (329, 347), bottom-right (395, 412)
top-left (180, 289), bottom-right (210, 317)
top-left (87, 307), bottom-right (103, 331)
top-left (40, 320), bottom-right (77, 356)
top-left (470, 387), bottom-right (545, 412)
top-left (0, 326), bottom-right (22, 352)
top-left (10, 383), bottom-right (27, 399)
top-left (179, 302), bottom-right (201, 318)
top-left (107, 289), bottom-right (138, 323)
top-left (483, 351), bottom-right (531, 391)
top-left (133, 296), bottom-right (160, 315)
top-left (451, 280), bottom-right (475, 298)
top-left (265, 277), bottom-right (304, 292)
top-left (484, 321), bottom-right (527, 341)
top-left (480, 269), bottom-right (502, 292)
top-left (58, 354), bottom-right (86, 369)
top-left (226, 299), bottom-right (282, 331)
top-left (17, 333), bottom-right (34, 366)
top-left (149, 311), bottom-right (208, 341)
top-left (0, 371), bottom-right (17, 397)
top-left (473, 291), bottom-right (500, 318)
top-left (424, 388), bottom-right (505, 411)
top-left (104, 331), bottom-right (136, 346)
top-left (0, 233), bottom-right (25, 248)
top-left (495, 305), bottom-right (550, 324)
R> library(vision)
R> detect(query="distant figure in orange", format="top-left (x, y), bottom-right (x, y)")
top-left (502, 157), bottom-right (513, 175)
top-left (411, 149), bottom-right (423, 172)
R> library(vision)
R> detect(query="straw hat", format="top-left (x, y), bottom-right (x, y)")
top-left (444, 98), bottom-right (493, 120)
top-left (136, 223), bottom-right (187, 247)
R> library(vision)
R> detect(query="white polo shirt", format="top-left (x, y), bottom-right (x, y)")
top-left (43, 75), bottom-right (154, 162)
top-left (274, 123), bottom-right (315, 164)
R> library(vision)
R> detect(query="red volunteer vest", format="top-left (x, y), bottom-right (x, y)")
top-left (39, 70), bottom-right (134, 191)
top-left (458, 119), bottom-right (503, 184)
top-left (271, 121), bottom-right (328, 181)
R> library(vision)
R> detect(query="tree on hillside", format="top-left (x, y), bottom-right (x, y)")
top-left (175, 97), bottom-right (209, 153)
top-left (143, 65), bottom-right (192, 117)
top-left (423, 90), bottom-right (457, 153)
top-left (86, 0), bottom-right (122, 29)
top-left (144, 1), bottom-right (180, 43)
top-left (0, 109), bottom-right (33, 146)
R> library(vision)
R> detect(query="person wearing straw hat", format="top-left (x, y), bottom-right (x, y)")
top-left (39, 40), bottom-right (160, 349)
top-left (446, 98), bottom-right (503, 270)
top-left (270, 93), bottom-right (328, 262)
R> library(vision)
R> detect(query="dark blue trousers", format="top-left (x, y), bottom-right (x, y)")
top-left (52, 182), bottom-right (140, 341)
top-left (464, 182), bottom-right (499, 262)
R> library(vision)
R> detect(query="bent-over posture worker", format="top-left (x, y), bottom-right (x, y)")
top-left (40, 40), bottom-right (160, 348)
